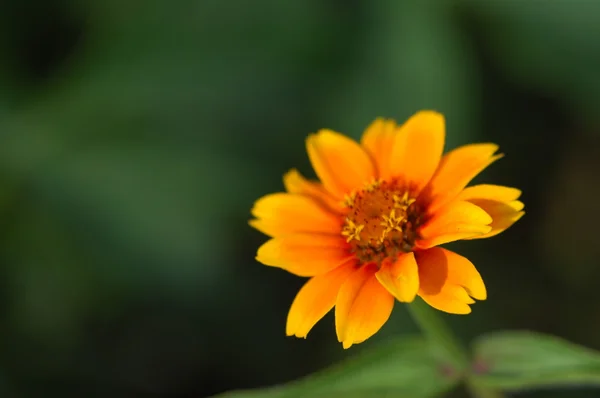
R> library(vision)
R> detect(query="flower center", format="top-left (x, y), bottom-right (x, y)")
top-left (341, 179), bottom-right (425, 265)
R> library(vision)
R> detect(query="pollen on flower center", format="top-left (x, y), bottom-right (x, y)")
top-left (341, 179), bottom-right (425, 265)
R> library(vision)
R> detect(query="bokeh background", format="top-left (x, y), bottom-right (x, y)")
top-left (1, 1), bottom-right (600, 397)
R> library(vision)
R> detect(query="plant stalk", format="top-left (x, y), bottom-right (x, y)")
top-left (407, 298), bottom-right (504, 398)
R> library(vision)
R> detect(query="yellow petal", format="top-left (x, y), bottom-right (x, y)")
top-left (455, 184), bottom-right (524, 240)
top-left (256, 234), bottom-right (350, 277)
top-left (425, 144), bottom-right (502, 213)
top-left (307, 129), bottom-right (375, 199)
top-left (464, 199), bottom-right (525, 240)
top-left (335, 264), bottom-right (394, 349)
top-left (457, 184), bottom-right (521, 202)
top-left (417, 201), bottom-right (492, 248)
top-left (417, 229), bottom-right (491, 249)
top-left (388, 111), bottom-right (445, 191)
top-left (283, 169), bottom-right (345, 214)
top-left (375, 253), bottom-right (419, 302)
top-left (286, 261), bottom-right (355, 338)
top-left (418, 288), bottom-right (473, 314)
top-left (250, 193), bottom-right (342, 237)
top-left (416, 247), bottom-right (486, 314)
top-left (360, 118), bottom-right (397, 179)
top-left (418, 247), bottom-right (486, 300)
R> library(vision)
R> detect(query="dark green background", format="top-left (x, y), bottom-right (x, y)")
top-left (1, 1), bottom-right (599, 397)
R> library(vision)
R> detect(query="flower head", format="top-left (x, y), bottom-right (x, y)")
top-left (250, 111), bottom-right (524, 349)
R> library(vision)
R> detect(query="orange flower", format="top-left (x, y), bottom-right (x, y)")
top-left (250, 111), bottom-right (524, 349)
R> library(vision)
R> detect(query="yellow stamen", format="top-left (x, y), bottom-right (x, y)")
top-left (343, 192), bottom-right (357, 208)
top-left (393, 192), bottom-right (416, 210)
top-left (341, 219), bottom-right (364, 242)
top-left (364, 179), bottom-right (382, 192)
top-left (380, 209), bottom-right (403, 232)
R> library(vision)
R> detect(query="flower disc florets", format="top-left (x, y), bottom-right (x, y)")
top-left (342, 179), bottom-right (428, 265)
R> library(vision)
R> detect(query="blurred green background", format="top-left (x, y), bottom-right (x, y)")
top-left (1, 0), bottom-right (600, 397)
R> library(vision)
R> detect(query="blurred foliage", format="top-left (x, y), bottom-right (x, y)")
top-left (217, 330), bottom-right (600, 398)
top-left (218, 336), bottom-right (459, 398)
top-left (473, 331), bottom-right (600, 392)
top-left (1, 0), bottom-right (600, 397)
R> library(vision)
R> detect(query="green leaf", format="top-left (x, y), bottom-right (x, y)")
top-left (215, 336), bottom-right (460, 398)
top-left (472, 331), bottom-right (600, 391)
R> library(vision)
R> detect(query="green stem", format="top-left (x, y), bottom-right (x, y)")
top-left (406, 298), bottom-right (505, 398)
top-left (465, 381), bottom-right (505, 398)
top-left (406, 298), bottom-right (469, 368)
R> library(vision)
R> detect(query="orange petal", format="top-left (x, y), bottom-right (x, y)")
top-left (335, 264), bottom-right (394, 349)
top-left (418, 287), bottom-right (473, 314)
top-left (417, 201), bottom-right (492, 248)
top-left (416, 247), bottom-right (486, 314)
top-left (457, 184), bottom-right (521, 202)
top-left (360, 118), bottom-right (397, 179)
top-left (388, 111), bottom-right (445, 191)
top-left (250, 193), bottom-right (342, 237)
top-left (418, 247), bottom-right (487, 300)
top-left (375, 253), bottom-right (419, 302)
top-left (286, 261), bottom-right (356, 338)
top-left (306, 129), bottom-right (375, 199)
top-left (456, 184), bottom-right (524, 239)
top-left (283, 169), bottom-right (345, 214)
top-left (464, 199), bottom-right (524, 240)
top-left (425, 144), bottom-right (502, 213)
top-left (256, 234), bottom-right (351, 277)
